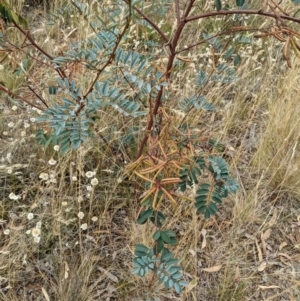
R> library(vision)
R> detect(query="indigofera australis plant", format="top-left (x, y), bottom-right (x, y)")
top-left (1, 0), bottom-right (300, 295)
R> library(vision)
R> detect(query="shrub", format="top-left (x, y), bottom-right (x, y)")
top-left (1, 0), bottom-right (300, 296)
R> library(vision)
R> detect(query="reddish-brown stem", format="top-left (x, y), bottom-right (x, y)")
top-left (3, 36), bottom-right (64, 71)
top-left (27, 85), bottom-right (48, 108)
top-left (0, 84), bottom-right (44, 111)
top-left (136, 0), bottom-right (196, 159)
top-left (122, 0), bottom-right (169, 43)
top-left (79, 5), bottom-right (132, 113)
top-left (175, 0), bottom-right (181, 26)
top-left (176, 27), bottom-right (262, 54)
top-left (11, 19), bottom-right (67, 79)
top-left (136, 88), bottom-right (164, 159)
top-left (185, 9), bottom-right (300, 24)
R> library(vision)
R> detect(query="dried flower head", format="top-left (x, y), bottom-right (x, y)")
top-left (9, 192), bottom-right (20, 200)
top-left (39, 173), bottom-right (49, 180)
top-left (3, 229), bottom-right (10, 235)
top-left (27, 213), bottom-right (34, 220)
top-left (80, 223), bottom-right (88, 230)
top-left (91, 177), bottom-right (99, 186)
top-left (85, 171), bottom-right (94, 178)
top-left (48, 158), bottom-right (57, 165)
top-left (33, 236), bottom-right (40, 243)
top-left (77, 212), bottom-right (84, 219)
top-left (31, 228), bottom-right (41, 237)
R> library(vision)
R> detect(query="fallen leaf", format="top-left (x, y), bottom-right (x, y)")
top-left (202, 265), bottom-right (222, 272)
top-left (261, 236), bottom-right (267, 256)
top-left (261, 229), bottom-right (272, 241)
top-left (268, 208), bottom-right (278, 227)
top-left (185, 278), bottom-right (198, 292)
top-left (259, 285), bottom-right (280, 290)
top-left (279, 242), bottom-right (288, 251)
top-left (8, 222), bottom-right (25, 231)
top-left (91, 255), bottom-right (105, 262)
top-left (294, 229), bottom-right (300, 243)
top-left (278, 253), bottom-right (292, 260)
top-left (255, 238), bottom-right (263, 262)
top-left (201, 228), bottom-right (207, 249)
top-left (234, 266), bottom-right (240, 280)
top-left (41, 287), bottom-right (50, 301)
top-left (189, 249), bottom-right (196, 256)
top-left (98, 266), bottom-right (119, 282)
top-left (64, 261), bottom-right (69, 279)
top-left (257, 261), bottom-right (267, 272)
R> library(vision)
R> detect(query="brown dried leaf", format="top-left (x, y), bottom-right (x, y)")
top-left (234, 266), bottom-right (240, 280)
top-left (98, 266), bottom-right (119, 282)
top-left (268, 208), bottom-right (278, 227)
top-left (259, 285), bottom-right (280, 290)
top-left (202, 265), bottom-right (222, 273)
top-left (41, 287), bottom-right (50, 301)
top-left (262, 229), bottom-right (272, 240)
top-left (257, 261), bottom-right (267, 272)
top-left (279, 241), bottom-right (288, 251)
top-left (255, 238), bottom-right (263, 262)
top-left (64, 261), bottom-right (69, 279)
top-left (294, 229), bottom-right (300, 243)
top-left (201, 228), bottom-right (207, 249)
top-left (8, 222), bottom-right (25, 231)
top-left (189, 249), bottom-right (196, 256)
top-left (261, 236), bottom-right (267, 256)
top-left (278, 253), bottom-right (292, 260)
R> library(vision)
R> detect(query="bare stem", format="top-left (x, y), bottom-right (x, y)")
top-left (122, 0), bottom-right (169, 43)
top-left (79, 3), bottom-right (132, 114)
top-left (11, 19), bottom-right (67, 79)
top-left (185, 9), bottom-right (300, 24)
top-left (0, 84), bottom-right (44, 111)
top-left (136, 0), bottom-right (196, 159)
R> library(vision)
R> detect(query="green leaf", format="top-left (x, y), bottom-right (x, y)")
top-left (156, 238), bottom-right (164, 253)
top-left (234, 54), bottom-right (241, 66)
top-left (153, 230), bottom-right (161, 241)
top-left (131, 267), bottom-right (140, 275)
top-left (196, 70), bottom-right (207, 88)
top-left (137, 209), bottom-right (153, 224)
top-left (292, 0), bottom-right (300, 3)
top-left (214, 0), bottom-right (222, 11)
top-left (224, 47), bottom-right (235, 60)
top-left (135, 244), bottom-right (149, 253)
top-left (174, 282), bottom-right (181, 294)
top-left (224, 178), bottom-right (239, 194)
top-left (49, 86), bottom-right (57, 95)
top-left (161, 231), bottom-right (171, 244)
top-left (179, 280), bottom-right (189, 287)
top-left (236, 0), bottom-right (245, 6)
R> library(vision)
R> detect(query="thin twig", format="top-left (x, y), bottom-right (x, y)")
top-left (122, 0), bottom-right (169, 43)
top-left (185, 9), bottom-right (300, 24)
top-left (136, 0), bottom-right (196, 159)
top-left (0, 84), bottom-right (44, 111)
top-left (81, 5), bottom-right (132, 103)
top-left (11, 19), bottom-right (67, 79)
top-left (175, 0), bottom-right (181, 26)
top-left (27, 85), bottom-right (48, 108)
top-left (270, 0), bottom-right (289, 16)
top-left (176, 27), bottom-right (261, 54)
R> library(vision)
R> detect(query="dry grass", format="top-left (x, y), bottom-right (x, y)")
top-left (1, 1), bottom-right (300, 300)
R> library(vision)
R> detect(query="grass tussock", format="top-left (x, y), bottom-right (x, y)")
top-left (1, 1), bottom-right (300, 300)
